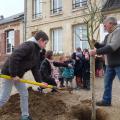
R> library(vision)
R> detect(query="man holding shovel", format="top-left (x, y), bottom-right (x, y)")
top-left (0, 31), bottom-right (48, 120)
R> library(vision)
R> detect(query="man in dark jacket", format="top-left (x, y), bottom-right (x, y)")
top-left (90, 17), bottom-right (120, 106)
top-left (0, 31), bottom-right (48, 120)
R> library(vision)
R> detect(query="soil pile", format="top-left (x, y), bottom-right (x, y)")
top-left (0, 88), bottom-right (108, 120)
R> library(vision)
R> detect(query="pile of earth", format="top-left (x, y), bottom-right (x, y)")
top-left (0, 88), bottom-right (108, 120)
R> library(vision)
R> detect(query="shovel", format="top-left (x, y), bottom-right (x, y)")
top-left (0, 74), bottom-right (56, 89)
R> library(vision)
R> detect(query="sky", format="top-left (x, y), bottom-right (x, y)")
top-left (0, 0), bottom-right (24, 18)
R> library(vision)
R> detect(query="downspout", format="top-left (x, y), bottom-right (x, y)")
top-left (24, 0), bottom-right (27, 41)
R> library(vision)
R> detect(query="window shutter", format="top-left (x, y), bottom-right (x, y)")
top-left (14, 30), bottom-right (20, 47)
top-left (1, 33), bottom-right (6, 54)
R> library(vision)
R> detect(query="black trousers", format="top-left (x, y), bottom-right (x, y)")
top-left (43, 78), bottom-right (57, 86)
top-left (83, 71), bottom-right (90, 89)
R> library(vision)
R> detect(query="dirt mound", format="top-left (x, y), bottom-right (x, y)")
top-left (0, 88), bottom-right (108, 120)
top-left (0, 88), bottom-right (67, 120)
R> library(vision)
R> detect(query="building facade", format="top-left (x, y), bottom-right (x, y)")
top-left (25, 0), bottom-right (91, 55)
top-left (0, 13), bottom-right (24, 65)
top-left (100, 0), bottom-right (120, 41)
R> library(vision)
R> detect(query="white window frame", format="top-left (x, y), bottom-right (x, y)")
top-left (72, 0), bottom-right (87, 9)
top-left (6, 30), bottom-right (15, 54)
top-left (51, 28), bottom-right (63, 54)
top-left (33, 0), bottom-right (42, 19)
top-left (99, 24), bottom-right (107, 43)
top-left (73, 24), bottom-right (89, 50)
top-left (51, 0), bottom-right (62, 14)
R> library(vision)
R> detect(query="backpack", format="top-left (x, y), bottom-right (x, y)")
top-left (62, 68), bottom-right (74, 79)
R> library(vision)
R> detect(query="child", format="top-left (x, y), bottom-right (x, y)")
top-left (62, 56), bottom-right (74, 88)
top-left (58, 55), bottom-right (65, 88)
top-left (40, 50), bottom-right (71, 91)
top-left (72, 47), bottom-right (83, 89)
top-left (52, 66), bottom-right (60, 88)
top-left (82, 49), bottom-right (90, 90)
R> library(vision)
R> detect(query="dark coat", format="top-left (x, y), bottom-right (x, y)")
top-left (82, 55), bottom-right (90, 72)
top-left (40, 59), bottom-right (69, 84)
top-left (1, 41), bottom-right (42, 82)
top-left (72, 52), bottom-right (83, 76)
top-left (39, 49), bottom-right (46, 67)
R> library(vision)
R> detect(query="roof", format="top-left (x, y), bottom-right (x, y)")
top-left (102, 0), bottom-right (120, 11)
top-left (0, 12), bottom-right (24, 25)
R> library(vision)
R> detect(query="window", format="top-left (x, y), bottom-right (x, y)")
top-left (99, 24), bottom-right (108, 42)
top-left (6, 30), bottom-right (15, 54)
top-left (73, 24), bottom-right (89, 50)
top-left (50, 0), bottom-right (62, 14)
top-left (33, 0), bottom-right (42, 19)
top-left (72, 0), bottom-right (87, 9)
top-left (51, 28), bottom-right (63, 53)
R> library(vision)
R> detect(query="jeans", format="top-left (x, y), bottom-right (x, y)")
top-left (102, 66), bottom-right (120, 104)
top-left (0, 78), bottom-right (29, 116)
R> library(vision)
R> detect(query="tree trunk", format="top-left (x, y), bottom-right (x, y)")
top-left (90, 55), bottom-right (96, 120)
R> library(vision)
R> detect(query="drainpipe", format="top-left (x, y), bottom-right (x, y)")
top-left (24, 0), bottom-right (27, 41)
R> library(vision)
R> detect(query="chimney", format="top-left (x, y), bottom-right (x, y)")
top-left (0, 15), bottom-right (4, 20)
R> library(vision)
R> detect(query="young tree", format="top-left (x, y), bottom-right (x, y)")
top-left (84, 0), bottom-right (103, 120)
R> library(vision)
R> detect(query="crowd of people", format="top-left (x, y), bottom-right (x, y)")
top-left (39, 47), bottom-right (93, 91)
top-left (39, 47), bottom-right (104, 92)
top-left (0, 16), bottom-right (120, 120)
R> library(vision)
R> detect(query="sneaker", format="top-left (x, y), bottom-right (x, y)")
top-left (85, 87), bottom-right (90, 91)
top-left (51, 88), bottom-right (58, 92)
top-left (96, 100), bottom-right (111, 106)
top-left (37, 87), bottom-right (43, 93)
top-left (20, 116), bottom-right (32, 120)
top-left (60, 84), bottom-right (65, 88)
top-left (75, 87), bottom-right (81, 90)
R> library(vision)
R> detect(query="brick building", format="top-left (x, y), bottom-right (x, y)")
top-left (0, 13), bottom-right (24, 66)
